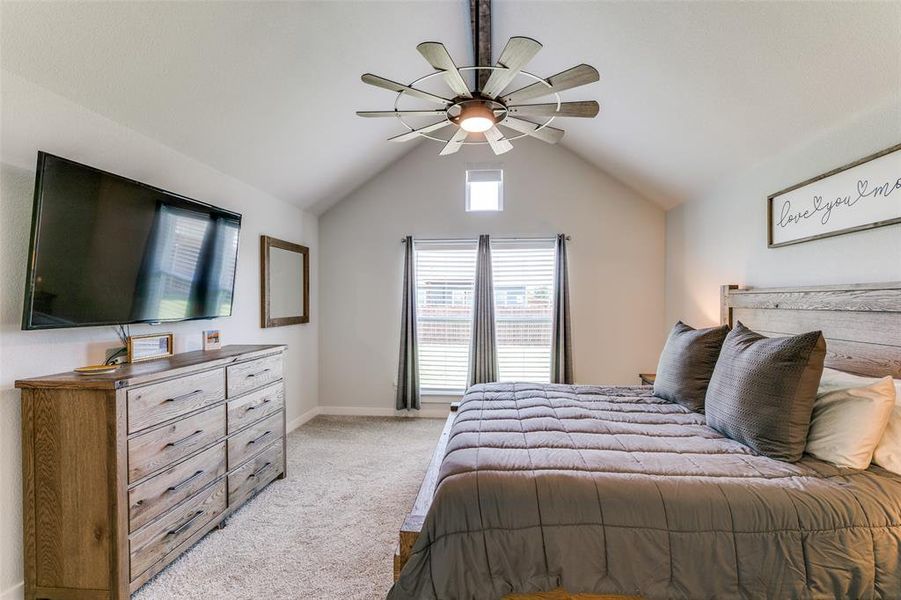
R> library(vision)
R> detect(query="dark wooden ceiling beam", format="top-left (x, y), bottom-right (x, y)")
top-left (470, 0), bottom-right (491, 92)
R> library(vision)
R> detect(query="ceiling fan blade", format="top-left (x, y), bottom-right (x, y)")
top-left (500, 117), bottom-right (565, 144)
top-left (417, 42), bottom-right (473, 98)
top-left (361, 73), bottom-right (452, 106)
top-left (357, 110), bottom-right (448, 118)
top-left (507, 101), bottom-right (599, 119)
top-left (440, 127), bottom-right (469, 156)
top-left (480, 36), bottom-right (542, 99)
top-left (501, 64), bottom-right (600, 105)
top-left (388, 121), bottom-right (453, 143)
top-left (484, 126), bottom-right (513, 155)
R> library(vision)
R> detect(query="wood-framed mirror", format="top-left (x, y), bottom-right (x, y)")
top-left (261, 235), bottom-right (309, 327)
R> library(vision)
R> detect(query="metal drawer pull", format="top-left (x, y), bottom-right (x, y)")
top-left (247, 430), bottom-right (272, 446)
top-left (164, 389), bottom-right (203, 403)
top-left (167, 510), bottom-right (204, 537)
top-left (249, 461), bottom-right (273, 479)
top-left (245, 397), bottom-right (273, 412)
top-left (246, 368), bottom-right (271, 379)
top-left (167, 470), bottom-right (205, 493)
top-left (166, 430), bottom-right (203, 448)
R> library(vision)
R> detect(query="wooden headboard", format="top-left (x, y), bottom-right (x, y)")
top-left (721, 282), bottom-right (901, 378)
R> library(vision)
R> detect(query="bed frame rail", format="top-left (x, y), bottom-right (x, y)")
top-left (393, 404), bottom-right (457, 580)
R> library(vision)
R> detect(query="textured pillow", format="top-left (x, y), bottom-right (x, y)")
top-left (705, 322), bottom-right (826, 462)
top-left (805, 374), bottom-right (895, 469)
top-left (653, 321), bottom-right (729, 412)
top-left (816, 368), bottom-right (901, 474)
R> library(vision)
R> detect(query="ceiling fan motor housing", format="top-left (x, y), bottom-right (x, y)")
top-left (451, 97), bottom-right (506, 132)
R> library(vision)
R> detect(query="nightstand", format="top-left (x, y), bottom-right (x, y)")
top-left (639, 373), bottom-right (656, 386)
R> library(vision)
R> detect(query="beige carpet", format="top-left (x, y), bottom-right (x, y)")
top-left (133, 415), bottom-right (447, 600)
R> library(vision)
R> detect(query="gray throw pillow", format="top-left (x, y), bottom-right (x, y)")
top-left (653, 321), bottom-right (729, 412)
top-left (705, 322), bottom-right (826, 462)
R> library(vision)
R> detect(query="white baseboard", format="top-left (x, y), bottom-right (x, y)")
top-left (319, 405), bottom-right (450, 418)
top-left (286, 406), bottom-right (321, 432)
top-left (1, 582), bottom-right (23, 600)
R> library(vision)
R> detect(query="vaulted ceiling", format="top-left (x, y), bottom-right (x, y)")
top-left (2, 1), bottom-right (899, 213)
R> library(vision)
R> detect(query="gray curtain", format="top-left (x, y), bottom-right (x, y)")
top-left (396, 236), bottom-right (420, 410)
top-left (467, 235), bottom-right (497, 387)
top-left (551, 234), bottom-right (573, 384)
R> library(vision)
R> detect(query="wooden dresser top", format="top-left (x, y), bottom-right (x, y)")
top-left (16, 344), bottom-right (286, 390)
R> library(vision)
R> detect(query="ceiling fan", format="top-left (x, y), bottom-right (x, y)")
top-left (356, 0), bottom-right (600, 156)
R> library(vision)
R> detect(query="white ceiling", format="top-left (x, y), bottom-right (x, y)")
top-left (2, 1), bottom-right (899, 213)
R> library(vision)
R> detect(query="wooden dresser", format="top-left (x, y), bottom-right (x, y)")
top-left (16, 344), bottom-right (287, 600)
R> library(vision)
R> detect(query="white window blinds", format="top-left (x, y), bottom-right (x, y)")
top-left (491, 239), bottom-right (556, 383)
top-left (415, 240), bottom-right (478, 392)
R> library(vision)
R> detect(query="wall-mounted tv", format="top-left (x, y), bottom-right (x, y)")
top-left (22, 152), bottom-right (242, 330)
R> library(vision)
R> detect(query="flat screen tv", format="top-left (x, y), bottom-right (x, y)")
top-left (22, 152), bottom-right (242, 330)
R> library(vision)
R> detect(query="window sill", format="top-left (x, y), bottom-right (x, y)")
top-left (421, 389), bottom-right (464, 402)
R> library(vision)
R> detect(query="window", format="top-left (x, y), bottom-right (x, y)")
top-left (491, 239), bottom-right (556, 383)
top-left (413, 237), bottom-right (556, 393)
top-left (415, 240), bottom-right (478, 393)
top-left (465, 169), bottom-right (503, 212)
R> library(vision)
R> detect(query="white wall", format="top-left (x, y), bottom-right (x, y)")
top-left (0, 70), bottom-right (319, 598)
top-left (318, 139), bottom-right (666, 412)
top-left (665, 96), bottom-right (901, 328)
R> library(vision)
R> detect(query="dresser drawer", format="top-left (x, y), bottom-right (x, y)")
top-left (227, 353), bottom-right (283, 397)
top-left (227, 382), bottom-right (284, 434)
top-left (228, 441), bottom-right (284, 506)
top-left (228, 411), bottom-right (283, 469)
top-left (128, 405), bottom-right (226, 483)
top-left (128, 442), bottom-right (226, 532)
top-left (129, 479), bottom-right (226, 580)
top-left (127, 368), bottom-right (225, 433)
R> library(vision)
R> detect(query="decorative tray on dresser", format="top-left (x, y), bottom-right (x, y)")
top-left (16, 344), bottom-right (287, 600)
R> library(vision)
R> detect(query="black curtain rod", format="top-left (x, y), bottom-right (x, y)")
top-left (401, 235), bottom-right (571, 244)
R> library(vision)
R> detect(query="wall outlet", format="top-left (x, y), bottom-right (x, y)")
top-left (104, 347), bottom-right (128, 365)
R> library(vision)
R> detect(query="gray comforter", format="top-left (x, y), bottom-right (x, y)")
top-left (388, 383), bottom-right (901, 600)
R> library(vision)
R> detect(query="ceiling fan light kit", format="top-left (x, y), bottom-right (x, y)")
top-left (357, 0), bottom-right (600, 156)
top-left (457, 101), bottom-right (496, 133)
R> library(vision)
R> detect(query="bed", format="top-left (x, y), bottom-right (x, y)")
top-left (389, 282), bottom-right (901, 600)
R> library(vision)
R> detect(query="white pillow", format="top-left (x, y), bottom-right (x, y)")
top-left (874, 387), bottom-right (901, 474)
top-left (816, 369), bottom-right (901, 473)
top-left (806, 369), bottom-right (896, 470)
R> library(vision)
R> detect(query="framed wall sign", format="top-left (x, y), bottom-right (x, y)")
top-left (767, 143), bottom-right (901, 248)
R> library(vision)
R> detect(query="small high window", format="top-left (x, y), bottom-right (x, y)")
top-left (465, 169), bottom-right (503, 212)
